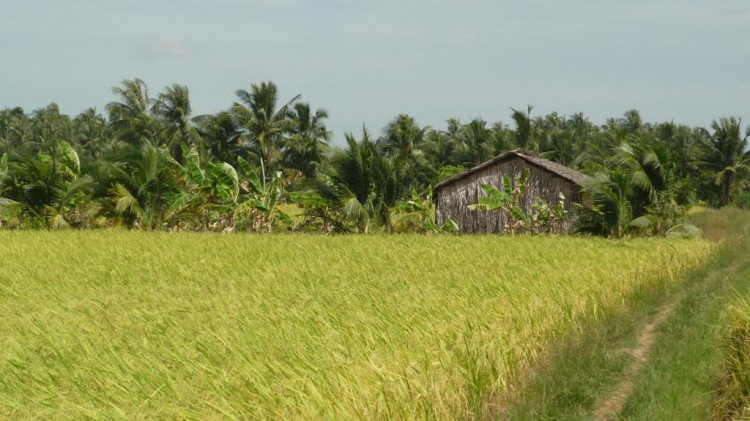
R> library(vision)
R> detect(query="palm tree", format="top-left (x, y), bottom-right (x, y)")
top-left (578, 172), bottom-right (633, 238)
top-left (283, 102), bottom-right (331, 177)
top-left (458, 118), bottom-right (493, 167)
top-left (705, 118), bottom-right (750, 206)
top-left (152, 84), bottom-right (200, 161)
top-left (620, 109), bottom-right (646, 134)
top-left (0, 107), bottom-right (31, 153)
top-left (233, 81), bottom-right (300, 168)
top-left (616, 139), bottom-right (669, 202)
top-left (30, 103), bottom-right (72, 155)
top-left (381, 114), bottom-right (428, 191)
top-left (490, 121), bottom-right (513, 156)
top-left (328, 127), bottom-right (397, 232)
top-left (423, 129), bottom-right (455, 168)
top-left (100, 140), bottom-right (179, 229)
top-left (193, 111), bottom-right (244, 165)
top-left (72, 108), bottom-right (108, 158)
top-left (0, 147), bottom-right (93, 228)
top-left (539, 129), bottom-right (575, 166)
top-left (446, 118), bottom-right (462, 140)
top-left (511, 105), bottom-right (534, 149)
top-left (107, 79), bottom-right (159, 144)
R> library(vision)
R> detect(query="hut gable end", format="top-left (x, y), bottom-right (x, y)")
top-left (434, 150), bottom-right (589, 234)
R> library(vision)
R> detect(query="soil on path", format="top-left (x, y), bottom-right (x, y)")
top-left (590, 300), bottom-right (677, 420)
top-left (591, 258), bottom-right (745, 420)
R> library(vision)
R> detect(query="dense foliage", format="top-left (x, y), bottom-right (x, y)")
top-left (1, 80), bottom-right (747, 235)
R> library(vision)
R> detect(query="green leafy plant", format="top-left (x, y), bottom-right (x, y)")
top-left (102, 140), bottom-right (179, 230)
top-left (470, 169), bottom-right (567, 235)
top-left (435, 165), bottom-right (467, 183)
top-left (167, 146), bottom-right (240, 231)
top-left (394, 187), bottom-right (458, 234)
top-left (531, 192), bottom-right (568, 233)
top-left (235, 156), bottom-right (292, 233)
top-left (289, 184), bottom-right (350, 234)
top-left (470, 169), bottom-right (530, 235)
top-left (0, 147), bottom-right (95, 229)
top-left (734, 191), bottom-right (750, 210)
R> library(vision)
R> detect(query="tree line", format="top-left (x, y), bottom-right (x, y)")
top-left (0, 79), bottom-right (748, 235)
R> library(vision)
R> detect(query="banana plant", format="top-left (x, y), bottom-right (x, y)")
top-left (531, 192), bottom-right (567, 233)
top-left (168, 146), bottom-right (292, 232)
top-left (168, 146), bottom-right (240, 230)
top-left (235, 156), bottom-right (292, 233)
top-left (470, 168), bottom-right (568, 235)
top-left (396, 188), bottom-right (433, 222)
top-left (395, 187), bottom-right (458, 233)
top-left (470, 169), bottom-right (530, 234)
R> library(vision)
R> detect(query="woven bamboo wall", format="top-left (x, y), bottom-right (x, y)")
top-left (434, 156), bottom-right (582, 234)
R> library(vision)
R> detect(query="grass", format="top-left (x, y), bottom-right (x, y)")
top-left (0, 232), bottom-right (714, 419)
top-left (714, 296), bottom-right (750, 420)
top-left (622, 209), bottom-right (750, 420)
top-left (504, 207), bottom-right (750, 420)
top-left (618, 249), bottom-right (750, 420)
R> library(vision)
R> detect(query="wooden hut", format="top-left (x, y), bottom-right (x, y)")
top-left (433, 149), bottom-right (591, 234)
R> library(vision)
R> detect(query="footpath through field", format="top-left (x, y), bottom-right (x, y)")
top-left (505, 207), bottom-right (750, 420)
top-left (606, 212), bottom-right (750, 420)
top-left (592, 254), bottom-right (749, 420)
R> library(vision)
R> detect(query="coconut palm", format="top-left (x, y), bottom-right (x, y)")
top-left (0, 107), bottom-right (31, 153)
top-left (0, 146), bottom-right (94, 229)
top-left (152, 84), bottom-right (201, 161)
top-left (325, 127), bottom-right (397, 232)
top-left (107, 79), bottom-right (159, 145)
top-left (511, 105), bottom-right (534, 149)
top-left (620, 109), bottom-right (646, 134)
top-left (233, 81), bottom-right (300, 168)
top-left (29, 103), bottom-right (73, 155)
top-left (380, 114), bottom-right (428, 192)
top-left (283, 102), bottom-right (331, 177)
top-left (458, 118), bottom-right (493, 167)
top-left (539, 129), bottom-right (575, 166)
top-left (72, 108), bottom-right (108, 158)
top-left (423, 129), bottom-right (455, 169)
top-left (705, 118), bottom-right (750, 206)
top-left (489, 121), bottom-right (514, 156)
top-left (193, 112), bottom-right (244, 165)
top-left (99, 140), bottom-right (179, 229)
top-left (577, 172), bottom-right (633, 238)
top-left (615, 139), bottom-right (669, 203)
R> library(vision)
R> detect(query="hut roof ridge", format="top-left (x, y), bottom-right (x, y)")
top-left (433, 149), bottom-right (592, 190)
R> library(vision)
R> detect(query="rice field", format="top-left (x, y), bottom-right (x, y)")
top-left (714, 295), bottom-right (750, 419)
top-left (0, 232), bottom-right (715, 419)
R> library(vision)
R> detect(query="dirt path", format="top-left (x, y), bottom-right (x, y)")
top-left (591, 299), bottom-right (677, 420)
top-left (591, 256), bottom-right (746, 421)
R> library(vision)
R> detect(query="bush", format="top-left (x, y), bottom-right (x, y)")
top-left (734, 191), bottom-right (750, 210)
top-left (436, 165), bottom-right (467, 183)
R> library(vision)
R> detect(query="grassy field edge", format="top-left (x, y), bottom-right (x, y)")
top-left (503, 208), bottom-right (750, 420)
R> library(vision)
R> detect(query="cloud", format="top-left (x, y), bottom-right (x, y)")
top-left (134, 35), bottom-right (190, 61)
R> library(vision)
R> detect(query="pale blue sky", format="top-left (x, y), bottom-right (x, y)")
top-left (1, 0), bottom-right (748, 142)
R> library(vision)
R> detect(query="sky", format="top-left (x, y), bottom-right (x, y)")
top-left (1, 0), bottom-right (749, 143)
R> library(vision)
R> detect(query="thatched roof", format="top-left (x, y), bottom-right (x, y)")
top-left (434, 149), bottom-right (592, 190)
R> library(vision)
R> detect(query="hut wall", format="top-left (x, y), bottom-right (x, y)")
top-left (435, 156), bottom-right (580, 234)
